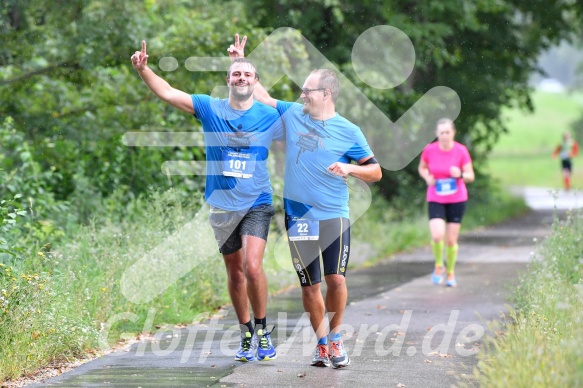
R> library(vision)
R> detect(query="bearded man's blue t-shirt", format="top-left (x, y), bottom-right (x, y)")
top-left (191, 95), bottom-right (283, 211)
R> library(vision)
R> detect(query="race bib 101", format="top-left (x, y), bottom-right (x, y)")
top-left (221, 150), bottom-right (256, 178)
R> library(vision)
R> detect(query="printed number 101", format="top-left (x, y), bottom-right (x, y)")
top-left (229, 160), bottom-right (246, 170)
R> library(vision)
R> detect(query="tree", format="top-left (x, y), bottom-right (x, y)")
top-left (247, 0), bottom-right (583, 201)
top-left (0, 0), bottom-right (277, 212)
top-left (2, 0), bottom-right (582, 211)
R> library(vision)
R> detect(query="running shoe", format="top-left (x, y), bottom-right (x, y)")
top-left (330, 339), bottom-right (350, 369)
top-left (234, 331), bottom-right (258, 362)
top-left (446, 274), bottom-right (457, 287)
top-left (256, 328), bottom-right (277, 361)
top-left (432, 266), bottom-right (445, 285)
top-left (311, 343), bottom-right (331, 367)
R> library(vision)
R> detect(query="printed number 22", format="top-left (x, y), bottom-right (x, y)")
top-left (297, 223), bottom-right (308, 233)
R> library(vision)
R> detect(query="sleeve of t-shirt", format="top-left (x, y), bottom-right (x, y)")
top-left (253, 102), bottom-right (285, 141)
top-left (191, 94), bottom-right (210, 120)
top-left (271, 116), bottom-right (285, 141)
top-left (421, 145), bottom-right (430, 164)
top-left (461, 145), bottom-right (472, 165)
top-left (345, 129), bottom-right (373, 162)
top-left (276, 100), bottom-right (297, 116)
top-left (572, 141), bottom-right (579, 156)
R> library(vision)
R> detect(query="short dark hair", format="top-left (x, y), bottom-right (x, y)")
top-left (227, 58), bottom-right (259, 80)
top-left (311, 69), bottom-right (339, 103)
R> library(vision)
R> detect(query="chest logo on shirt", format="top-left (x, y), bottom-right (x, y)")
top-left (223, 131), bottom-right (258, 149)
top-left (295, 126), bottom-right (329, 164)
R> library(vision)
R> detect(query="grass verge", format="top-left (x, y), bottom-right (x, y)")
top-left (476, 208), bottom-right (583, 386)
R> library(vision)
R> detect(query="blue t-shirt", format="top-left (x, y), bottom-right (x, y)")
top-left (192, 95), bottom-right (283, 211)
top-left (276, 101), bottom-right (373, 220)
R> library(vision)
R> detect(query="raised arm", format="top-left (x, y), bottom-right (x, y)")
top-left (227, 34), bottom-right (277, 108)
top-left (253, 81), bottom-right (278, 108)
top-left (131, 40), bottom-right (194, 114)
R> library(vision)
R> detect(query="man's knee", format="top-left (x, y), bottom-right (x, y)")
top-left (301, 283), bottom-right (321, 297)
top-left (227, 269), bottom-right (246, 286)
top-left (244, 263), bottom-right (265, 283)
top-left (224, 256), bottom-right (246, 284)
top-left (325, 274), bottom-right (345, 289)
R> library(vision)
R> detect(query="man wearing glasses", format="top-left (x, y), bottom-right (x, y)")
top-left (228, 35), bottom-right (382, 369)
top-left (131, 41), bottom-right (281, 363)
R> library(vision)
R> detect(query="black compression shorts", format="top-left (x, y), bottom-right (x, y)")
top-left (285, 215), bottom-right (351, 287)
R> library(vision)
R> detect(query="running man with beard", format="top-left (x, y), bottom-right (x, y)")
top-left (131, 40), bottom-right (282, 362)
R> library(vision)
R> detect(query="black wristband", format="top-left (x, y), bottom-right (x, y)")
top-left (460, 172), bottom-right (464, 179)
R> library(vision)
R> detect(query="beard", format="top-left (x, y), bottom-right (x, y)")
top-left (230, 84), bottom-right (253, 101)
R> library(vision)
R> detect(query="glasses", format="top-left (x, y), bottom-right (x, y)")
top-left (301, 88), bottom-right (325, 95)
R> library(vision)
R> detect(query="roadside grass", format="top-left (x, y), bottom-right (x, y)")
top-left (487, 91), bottom-right (583, 190)
top-left (0, 258), bottom-right (97, 381)
top-left (464, 179), bottom-right (529, 230)
top-left (477, 90), bottom-right (583, 386)
top-left (0, 189), bottom-right (228, 381)
top-left (0, 183), bottom-right (525, 383)
top-left (477, 207), bottom-right (583, 386)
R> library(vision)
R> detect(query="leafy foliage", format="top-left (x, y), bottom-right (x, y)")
top-left (247, 0), bottom-right (583, 199)
top-left (0, 192), bottom-right (26, 257)
top-left (0, 1), bottom-right (270, 208)
top-left (2, 1), bottom-right (582, 207)
top-left (0, 116), bottom-right (70, 244)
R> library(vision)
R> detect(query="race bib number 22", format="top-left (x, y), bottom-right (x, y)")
top-left (288, 218), bottom-right (319, 241)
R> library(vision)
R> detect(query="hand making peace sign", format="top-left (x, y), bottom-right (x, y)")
top-left (227, 33), bottom-right (247, 61)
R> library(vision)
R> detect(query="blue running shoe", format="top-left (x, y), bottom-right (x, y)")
top-left (256, 328), bottom-right (277, 361)
top-left (446, 274), bottom-right (457, 287)
top-left (432, 266), bottom-right (445, 285)
top-left (330, 340), bottom-right (350, 369)
top-left (235, 331), bottom-right (257, 362)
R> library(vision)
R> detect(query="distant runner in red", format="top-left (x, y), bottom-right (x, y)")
top-left (552, 131), bottom-right (579, 191)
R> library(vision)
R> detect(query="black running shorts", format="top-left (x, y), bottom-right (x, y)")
top-left (209, 204), bottom-right (275, 255)
top-left (428, 201), bottom-right (466, 223)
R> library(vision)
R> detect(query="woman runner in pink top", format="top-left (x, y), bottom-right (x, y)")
top-left (418, 118), bottom-right (475, 287)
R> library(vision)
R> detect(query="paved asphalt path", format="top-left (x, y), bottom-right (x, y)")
top-left (29, 188), bottom-right (581, 387)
